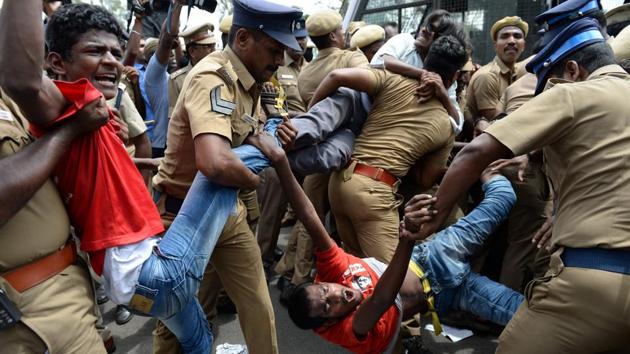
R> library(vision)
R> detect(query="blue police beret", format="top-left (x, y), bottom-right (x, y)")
top-left (294, 19), bottom-right (308, 38)
top-left (536, 0), bottom-right (602, 46)
top-left (232, 0), bottom-right (303, 51)
top-left (526, 17), bottom-right (605, 95)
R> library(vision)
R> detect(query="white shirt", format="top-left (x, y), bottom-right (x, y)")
top-left (371, 33), bottom-right (463, 135)
top-left (102, 237), bottom-right (159, 305)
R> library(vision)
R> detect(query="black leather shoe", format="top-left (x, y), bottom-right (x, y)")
top-left (276, 276), bottom-right (291, 291)
top-left (115, 305), bottom-right (134, 325)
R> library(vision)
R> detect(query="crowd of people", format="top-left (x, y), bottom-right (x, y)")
top-left (0, 0), bottom-right (630, 353)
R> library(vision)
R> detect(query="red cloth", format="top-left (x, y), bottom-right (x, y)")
top-left (30, 79), bottom-right (164, 274)
top-left (313, 245), bottom-right (399, 354)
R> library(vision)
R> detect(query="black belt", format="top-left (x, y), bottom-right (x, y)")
top-left (561, 247), bottom-right (630, 275)
top-left (164, 195), bottom-right (184, 214)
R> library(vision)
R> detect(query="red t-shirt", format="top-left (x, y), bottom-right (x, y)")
top-left (30, 79), bottom-right (164, 274)
top-left (314, 245), bottom-right (400, 354)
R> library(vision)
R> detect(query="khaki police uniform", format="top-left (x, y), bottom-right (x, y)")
top-left (279, 44), bottom-right (369, 285)
top-left (330, 69), bottom-right (454, 262)
top-left (168, 64), bottom-right (192, 118)
top-left (152, 47), bottom-right (277, 354)
top-left (466, 56), bottom-right (517, 120)
top-left (0, 90), bottom-right (105, 354)
top-left (486, 65), bottom-right (630, 353)
top-left (107, 86), bottom-right (148, 156)
top-left (276, 52), bottom-right (307, 114)
top-left (496, 73), bottom-right (553, 291)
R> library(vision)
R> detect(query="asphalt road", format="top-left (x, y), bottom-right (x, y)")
top-left (102, 226), bottom-right (499, 354)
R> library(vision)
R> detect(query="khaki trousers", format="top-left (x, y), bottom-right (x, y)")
top-left (329, 167), bottom-right (402, 263)
top-left (275, 174), bottom-right (327, 284)
top-left (500, 159), bottom-right (552, 291)
top-left (153, 200), bottom-right (278, 354)
top-left (497, 249), bottom-right (630, 354)
top-left (0, 264), bottom-right (105, 354)
top-left (256, 168), bottom-right (289, 266)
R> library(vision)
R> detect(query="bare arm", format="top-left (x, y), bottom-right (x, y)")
top-left (247, 132), bottom-right (336, 251)
top-left (308, 68), bottom-right (376, 109)
top-left (417, 133), bottom-right (511, 239)
top-left (383, 55), bottom-right (423, 79)
top-left (0, 98), bottom-right (108, 226)
top-left (130, 132), bottom-right (152, 185)
top-left (194, 133), bottom-right (260, 189)
top-left (122, 15), bottom-right (144, 66)
top-left (154, 2), bottom-right (183, 65)
top-left (0, 0), bottom-right (67, 124)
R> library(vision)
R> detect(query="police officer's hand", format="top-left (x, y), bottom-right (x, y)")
top-left (246, 132), bottom-right (285, 164)
top-left (401, 194), bottom-right (437, 237)
top-left (488, 154), bottom-right (529, 182)
top-left (65, 97), bottom-right (109, 136)
top-left (110, 108), bottom-right (130, 145)
top-left (276, 116), bottom-right (298, 151)
top-left (532, 216), bottom-right (553, 251)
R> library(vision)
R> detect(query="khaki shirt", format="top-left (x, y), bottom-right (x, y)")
top-left (466, 56), bottom-right (517, 119)
top-left (352, 69), bottom-right (454, 177)
top-left (486, 65), bottom-right (630, 249)
top-left (107, 86), bottom-right (147, 156)
top-left (0, 89), bottom-right (71, 272)
top-left (168, 64), bottom-right (192, 117)
top-left (501, 73), bottom-right (537, 114)
top-left (298, 47), bottom-right (369, 104)
top-left (275, 53), bottom-right (307, 113)
top-left (154, 47), bottom-right (262, 199)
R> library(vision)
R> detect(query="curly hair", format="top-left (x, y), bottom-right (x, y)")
top-left (46, 3), bottom-right (123, 59)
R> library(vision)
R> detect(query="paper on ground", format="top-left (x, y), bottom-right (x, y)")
top-left (424, 324), bottom-right (474, 342)
top-left (216, 343), bottom-right (248, 354)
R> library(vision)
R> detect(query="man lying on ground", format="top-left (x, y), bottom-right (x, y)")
top-left (247, 132), bottom-right (524, 354)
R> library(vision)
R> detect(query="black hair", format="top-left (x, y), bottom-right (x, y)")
top-left (287, 282), bottom-right (326, 330)
top-left (46, 3), bottom-right (123, 59)
top-left (420, 10), bottom-right (470, 53)
top-left (310, 34), bottom-right (334, 50)
top-left (549, 41), bottom-right (616, 78)
top-left (608, 20), bottom-right (630, 37)
top-left (423, 35), bottom-right (468, 84)
top-left (591, 10), bottom-right (608, 30)
top-left (381, 21), bottom-right (398, 28)
top-left (227, 25), bottom-right (265, 47)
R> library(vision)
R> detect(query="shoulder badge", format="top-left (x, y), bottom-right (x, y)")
top-left (169, 65), bottom-right (190, 80)
top-left (210, 84), bottom-right (236, 116)
top-left (216, 67), bottom-right (235, 88)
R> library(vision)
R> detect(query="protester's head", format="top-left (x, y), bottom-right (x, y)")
top-left (288, 282), bottom-right (364, 330)
top-left (307, 10), bottom-right (345, 50)
top-left (491, 17), bottom-right (527, 66)
top-left (382, 21), bottom-right (399, 40)
top-left (45, 3), bottom-right (124, 100)
top-left (423, 35), bottom-right (468, 88)
top-left (527, 18), bottom-right (615, 95)
top-left (414, 10), bottom-right (467, 60)
top-left (228, 0), bottom-right (302, 83)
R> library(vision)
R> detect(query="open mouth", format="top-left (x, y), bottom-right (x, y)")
top-left (343, 289), bottom-right (356, 303)
top-left (94, 73), bottom-right (118, 87)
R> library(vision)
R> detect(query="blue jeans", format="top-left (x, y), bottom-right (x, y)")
top-left (412, 176), bottom-right (525, 326)
top-left (133, 119), bottom-right (282, 354)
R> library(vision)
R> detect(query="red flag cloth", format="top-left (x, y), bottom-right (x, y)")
top-left (30, 79), bottom-right (164, 274)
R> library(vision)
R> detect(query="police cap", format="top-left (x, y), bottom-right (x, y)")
top-left (232, 0), bottom-right (303, 51)
top-left (306, 9), bottom-right (342, 37)
top-left (490, 16), bottom-right (529, 41)
top-left (180, 23), bottom-right (216, 45)
top-left (294, 18), bottom-right (308, 38)
top-left (536, 0), bottom-right (603, 46)
top-left (219, 15), bottom-right (233, 34)
top-left (350, 25), bottom-right (385, 49)
top-left (526, 17), bottom-right (605, 95)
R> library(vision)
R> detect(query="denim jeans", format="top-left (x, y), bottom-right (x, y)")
top-left (412, 176), bottom-right (525, 326)
top-left (133, 119), bottom-right (282, 354)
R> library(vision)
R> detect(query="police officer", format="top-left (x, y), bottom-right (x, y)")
top-left (0, 89), bottom-right (106, 353)
top-left (168, 22), bottom-right (217, 118)
top-left (466, 16), bottom-right (528, 121)
top-left (152, 1), bottom-right (302, 353)
top-left (350, 24), bottom-right (386, 62)
top-left (256, 18), bottom-right (308, 276)
top-left (418, 18), bottom-right (630, 353)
